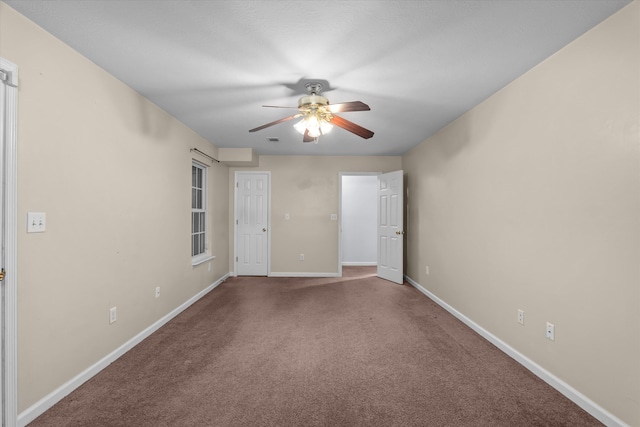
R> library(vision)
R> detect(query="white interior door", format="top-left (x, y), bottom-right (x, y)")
top-left (236, 172), bottom-right (269, 276)
top-left (377, 170), bottom-right (404, 284)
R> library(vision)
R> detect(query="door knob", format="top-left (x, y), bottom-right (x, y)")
top-left (262, 228), bottom-right (266, 232)
top-left (396, 230), bottom-right (405, 235)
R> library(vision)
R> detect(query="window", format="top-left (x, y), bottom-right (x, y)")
top-left (192, 161), bottom-right (207, 260)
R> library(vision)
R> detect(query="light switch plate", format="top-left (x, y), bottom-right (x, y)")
top-left (27, 212), bottom-right (46, 233)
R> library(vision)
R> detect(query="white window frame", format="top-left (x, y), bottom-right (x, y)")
top-left (191, 160), bottom-right (212, 266)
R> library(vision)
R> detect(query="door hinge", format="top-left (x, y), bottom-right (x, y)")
top-left (0, 268), bottom-right (5, 281)
top-left (236, 219), bottom-right (238, 225)
top-left (236, 182), bottom-right (239, 188)
top-left (236, 256), bottom-right (238, 262)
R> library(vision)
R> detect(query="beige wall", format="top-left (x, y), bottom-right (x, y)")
top-left (1, 3), bottom-right (229, 412)
top-left (403, 2), bottom-right (639, 425)
top-left (229, 156), bottom-right (401, 274)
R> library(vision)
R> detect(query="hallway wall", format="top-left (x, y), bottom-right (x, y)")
top-left (402, 3), bottom-right (639, 425)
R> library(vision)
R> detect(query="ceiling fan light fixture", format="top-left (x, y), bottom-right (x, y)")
top-left (294, 112), bottom-right (333, 138)
top-left (293, 85), bottom-right (335, 139)
top-left (319, 120), bottom-right (333, 135)
top-left (293, 118), bottom-right (309, 135)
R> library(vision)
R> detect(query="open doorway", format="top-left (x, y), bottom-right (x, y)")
top-left (339, 173), bottom-right (378, 276)
top-left (339, 171), bottom-right (405, 283)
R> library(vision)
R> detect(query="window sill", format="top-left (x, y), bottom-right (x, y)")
top-left (192, 255), bottom-right (215, 267)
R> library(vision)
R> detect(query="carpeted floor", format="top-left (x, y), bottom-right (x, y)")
top-left (29, 267), bottom-right (602, 426)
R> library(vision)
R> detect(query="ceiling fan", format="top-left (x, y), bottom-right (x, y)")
top-left (249, 82), bottom-right (374, 143)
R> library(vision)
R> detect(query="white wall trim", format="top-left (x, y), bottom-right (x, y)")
top-left (17, 272), bottom-right (231, 427)
top-left (1, 56), bottom-right (19, 427)
top-left (191, 254), bottom-right (215, 267)
top-left (269, 272), bottom-right (340, 278)
top-left (404, 275), bottom-right (628, 427)
top-left (342, 262), bottom-right (377, 267)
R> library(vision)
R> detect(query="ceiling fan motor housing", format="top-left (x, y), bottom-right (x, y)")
top-left (298, 94), bottom-right (330, 109)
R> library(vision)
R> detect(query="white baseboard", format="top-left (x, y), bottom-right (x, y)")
top-left (18, 273), bottom-right (231, 427)
top-left (342, 262), bottom-right (377, 266)
top-left (269, 272), bottom-right (340, 278)
top-left (404, 275), bottom-right (628, 427)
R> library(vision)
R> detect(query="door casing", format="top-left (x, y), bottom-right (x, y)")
top-left (1, 57), bottom-right (19, 427)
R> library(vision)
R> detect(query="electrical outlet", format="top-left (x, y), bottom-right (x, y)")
top-left (425, 266), bottom-right (429, 275)
top-left (299, 254), bottom-right (304, 261)
top-left (546, 322), bottom-right (555, 341)
top-left (517, 309), bottom-right (524, 325)
top-left (155, 287), bottom-right (160, 298)
top-left (109, 307), bottom-right (117, 324)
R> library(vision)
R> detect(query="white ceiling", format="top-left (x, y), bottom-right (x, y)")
top-left (5, 0), bottom-right (630, 156)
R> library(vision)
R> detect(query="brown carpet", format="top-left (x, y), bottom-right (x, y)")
top-left (29, 267), bottom-right (601, 426)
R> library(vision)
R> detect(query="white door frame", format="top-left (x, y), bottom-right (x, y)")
top-left (338, 172), bottom-right (380, 277)
top-left (233, 171), bottom-right (271, 276)
top-left (1, 57), bottom-right (19, 427)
